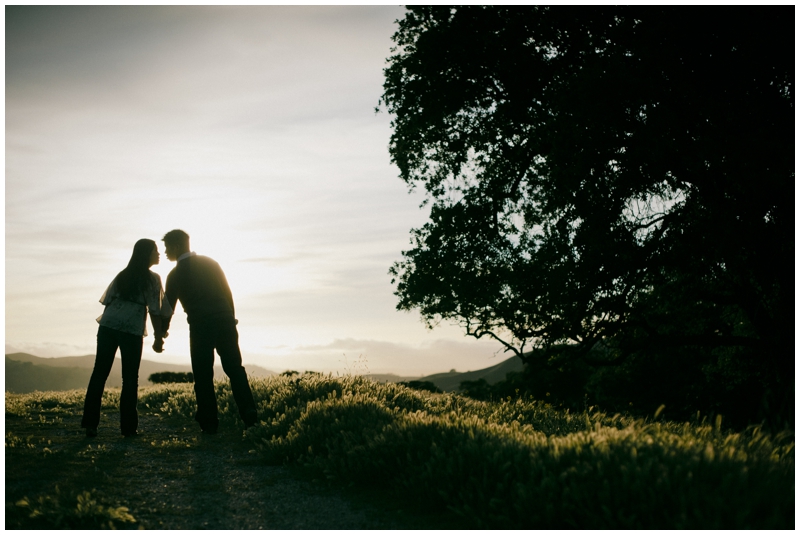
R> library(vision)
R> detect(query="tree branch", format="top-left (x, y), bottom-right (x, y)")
top-left (464, 321), bottom-right (524, 357)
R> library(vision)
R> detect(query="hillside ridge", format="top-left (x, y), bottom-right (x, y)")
top-left (5, 353), bottom-right (276, 394)
top-left (5, 352), bottom-right (522, 394)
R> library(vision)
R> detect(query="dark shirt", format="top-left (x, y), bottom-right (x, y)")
top-left (164, 254), bottom-right (235, 328)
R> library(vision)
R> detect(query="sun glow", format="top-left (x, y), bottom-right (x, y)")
top-left (5, 6), bottom-right (513, 377)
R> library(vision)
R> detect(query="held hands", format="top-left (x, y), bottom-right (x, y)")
top-left (150, 314), bottom-right (168, 353)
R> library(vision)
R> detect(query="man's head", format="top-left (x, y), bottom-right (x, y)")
top-left (163, 229), bottom-right (190, 261)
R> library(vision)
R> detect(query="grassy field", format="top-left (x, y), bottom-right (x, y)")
top-left (6, 374), bottom-right (795, 529)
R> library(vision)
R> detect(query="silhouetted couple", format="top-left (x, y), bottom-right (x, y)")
top-left (81, 230), bottom-right (258, 438)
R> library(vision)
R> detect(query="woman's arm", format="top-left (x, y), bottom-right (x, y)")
top-left (148, 272), bottom-right (172, 353)
top-left (150, 313), bottom-right (165, 353)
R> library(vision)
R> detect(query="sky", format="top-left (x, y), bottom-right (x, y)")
top-left (5, 5), bottom-right (510, 377)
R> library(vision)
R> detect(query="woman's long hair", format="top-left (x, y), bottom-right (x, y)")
top-left (115, 239), bottom-right (155, 302)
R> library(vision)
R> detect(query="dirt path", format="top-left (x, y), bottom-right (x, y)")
top-left (6, 408), bottom-right (450, 529)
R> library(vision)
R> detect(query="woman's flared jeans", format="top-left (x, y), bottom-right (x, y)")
top-left (81, 326), bottom-right (143, 435)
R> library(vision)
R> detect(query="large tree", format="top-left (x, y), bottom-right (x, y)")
top-left (382, 7), bottom-right (793, 418)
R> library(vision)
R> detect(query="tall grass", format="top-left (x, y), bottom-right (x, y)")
top-left (7, 488), bottom-right (139, 530)
top-left (223, 374), bottom-right (792, 529)
top-left (9, 377), bottom-right (793, 529)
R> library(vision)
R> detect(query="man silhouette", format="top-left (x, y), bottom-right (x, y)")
top-left (159, 229), bottom-right (258, 433)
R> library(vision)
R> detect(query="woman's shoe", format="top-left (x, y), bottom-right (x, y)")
top-left (122, 430), bottom-right (138, 438)
top-left (86, 427), bottom-right (98, 438)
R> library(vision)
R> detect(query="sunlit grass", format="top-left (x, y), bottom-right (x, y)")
top-left (238, 374), bottom-right (794, 529)
top-left (5, 376), bottom-right (795, 529)
top-left (9, 488), bottom-right (139, 530)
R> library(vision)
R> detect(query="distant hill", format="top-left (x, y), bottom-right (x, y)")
top-left (5, 353), bottom-right (276, 394)
top-left (416, 356), bottom-right (524, 392)
top-left (6, 352), bottom-right (524, 395)
top-left (364, 373), bottom-right (423, 384)
top-left (367, 355), bottom-right (524, 393)
top-left (6, 358), bottom-right (91, 394)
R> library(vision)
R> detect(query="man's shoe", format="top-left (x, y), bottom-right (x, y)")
top-left (201, 428), bottom-right (217, 435)
top-left (244, 411), bottom-right (259, 429)
top-left (85, 427), bottom-right (98, 438)
top-left (122, 431), bottom-right (139, 438)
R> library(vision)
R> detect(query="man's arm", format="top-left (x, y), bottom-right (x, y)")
top-left (216, 263), bottom-right (236, 318)
top-left (163, 270), bottom-right (178, 335)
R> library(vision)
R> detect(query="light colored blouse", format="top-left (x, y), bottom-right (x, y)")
top-left (96, 271), bottom-right (173, 337)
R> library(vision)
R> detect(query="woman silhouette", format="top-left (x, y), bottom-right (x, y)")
top-left (81, 239), bottom-right (173, 438)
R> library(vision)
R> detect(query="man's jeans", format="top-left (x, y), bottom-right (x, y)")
top-left (189, 315), bottom-right (258, 432)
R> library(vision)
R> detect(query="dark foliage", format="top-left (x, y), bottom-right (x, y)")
top-left (458, 378), bottom-right (492, 400)
top-left (398, 380), bottom-right (443, 394)
top-left (148, 372), bottom-right (194, 384)
top-left (460, 347), bottom-right (787, 430)
top-left (382, 6), bottom-right (793, 429)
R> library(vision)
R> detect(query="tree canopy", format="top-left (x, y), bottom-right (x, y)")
top-left (382, 7), bottom-right (793, 424)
